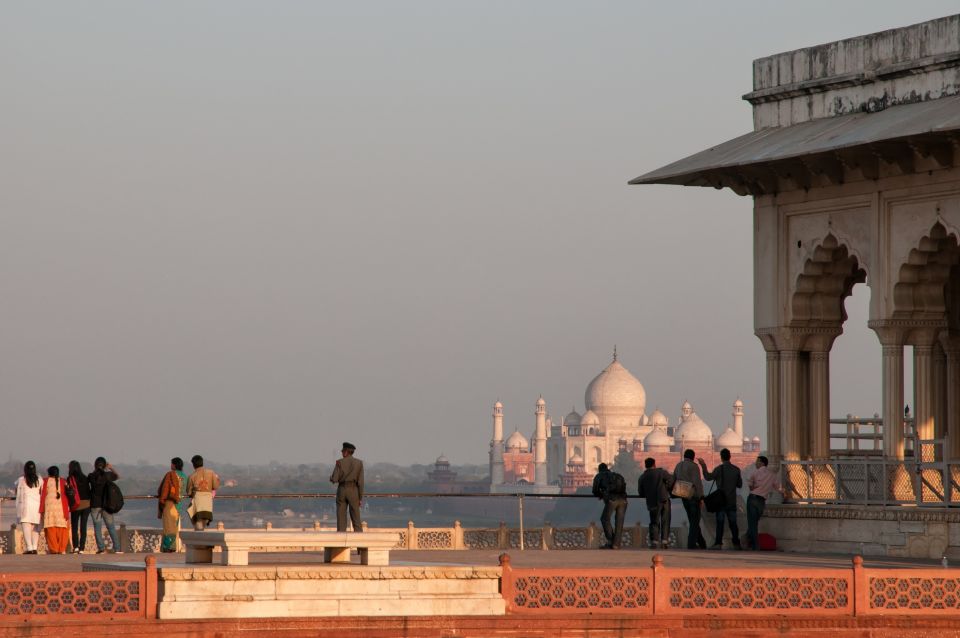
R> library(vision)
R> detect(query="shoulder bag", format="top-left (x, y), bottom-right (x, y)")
top-left (704, 468), bottom-right (727, 513)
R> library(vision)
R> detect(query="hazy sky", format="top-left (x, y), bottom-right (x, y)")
top-left (3, 2), bottom-right (957, 466)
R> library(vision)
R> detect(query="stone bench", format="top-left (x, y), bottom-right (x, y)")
top-left (179, 530), bottom-right (400, 566)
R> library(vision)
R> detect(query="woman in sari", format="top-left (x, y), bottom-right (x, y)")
top-left (157, 458), bottom-right (183, 552)
top-left (40, 466), bottom-right (70, 554)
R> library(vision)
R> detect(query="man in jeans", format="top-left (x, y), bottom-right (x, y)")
top-left (637, 457), bottom-right (674, 548)
top-left (592, 463), bottom-right (628, 549)
top-left (88, 457), bottom-right (122, 554)
top-left (746, 455), bottom-right (782, 550)
top-left (673, 449), bottom-right (707, 549)
top-left (699, 448), bottom-right (743, 550)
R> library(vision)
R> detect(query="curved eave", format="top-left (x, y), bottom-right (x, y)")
top-left (629, 95), bottom-right (960, 195)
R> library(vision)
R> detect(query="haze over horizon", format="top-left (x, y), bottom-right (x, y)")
top-left (3, 2), bottom-right (955, 466)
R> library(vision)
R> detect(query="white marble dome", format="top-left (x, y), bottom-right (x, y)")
top-left (675, 411), bottom-right (713, 442)
top-left (650, 409), bottom-right (669, 428)
top-left (506, 430), bottom-right (529, 450)
top-left (717, 427), bottom-right (742, 449)
top-left (644, 426), bottom-right (672, 450)
top-left (581, 410), bottom-right (601, 427)
top-left (584, 357), bottom-right (647, 428)
top-left (564, 409), bottom-right (582, 426)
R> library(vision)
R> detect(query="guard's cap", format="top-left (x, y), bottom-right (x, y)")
top-left (342, 442), bottom-right (356, 452)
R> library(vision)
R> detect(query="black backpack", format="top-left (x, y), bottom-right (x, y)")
top-left (103, 481), bottom-right (124, 514)
top-left (608, 471), bottom-right (627, 496)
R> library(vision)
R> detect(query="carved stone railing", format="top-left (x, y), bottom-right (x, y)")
top-left (2, 520), bottom-right (682, 554)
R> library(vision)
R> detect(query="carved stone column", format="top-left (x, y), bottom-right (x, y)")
top-left (934, 341), bottom-right (947, 440)
top-left (780, 351), bottom-right (803, 460)
top-left (765, 349), bottom-right (782, 463)
top-left (872, 323), bottom-right (905, 460)
top-left (912, 342), bottom-right (936, 441)
top-left (941, 334), bottom-right (960, 461)
top-left (809, 351), bottom-right (831, 458)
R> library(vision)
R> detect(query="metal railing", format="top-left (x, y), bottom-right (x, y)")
top-left (783, 438), bottom-right (959, 506)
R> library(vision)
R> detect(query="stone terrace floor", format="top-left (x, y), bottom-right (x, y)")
top-left (0, 548), bottom-right (945, 573)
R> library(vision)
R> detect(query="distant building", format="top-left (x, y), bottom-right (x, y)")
top-left (490, 351), bottom-right (762, 493)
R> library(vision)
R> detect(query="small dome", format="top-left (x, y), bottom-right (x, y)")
top-left (751, 436), bottom-right (761, 442)
top-left (568, 453), bottom-right (584, 465)
top-left (742, 437), bottom-right (750, 444)
top-left (565, 409), bottom-right (582, 426)
top-left (650, 409), bottom-right (669, 428)
top-left (536, 396), bottom-right (546, 406)
top-left (734, 398), bottom-right (744, 408)
top-left (581, 410), bottom-right (601, 427)
top-left (675, 411), bottom-right (712, 442)
top-left (644, 426), bottom-right (672, 449)
top-left (494, 400), bottom-right (503, 408)
top-left (506, 430), bottom-right (529, 450)
top-left (717, 427), bottom-right (742, 448)
top-left (436, 454), bottom-right (449, 464)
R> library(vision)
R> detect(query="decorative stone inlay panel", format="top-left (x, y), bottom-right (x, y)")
top-left (552, 528), bottom-right (587, 550)
top-left (870, 576), bottom-right (960, 610)
top-left (668, 576), bottom-right (849, 611)
top-left (159, 565), bottom-right (501, 581)
top-left (416, 530), bottom-right (453, 549)
top-left (129, 529), bottom-right (162, 554)
top-left (463, 529), bottom-right (499, 549)
top-left (511, 574), bottom-right (650, 612)
top-left (766, 505), bottom-right (960, 523)
top-left (393, 531), bottom-right (407, 549)
top-left (0, 577), bottom-right (142, 617)
top-left (508, 530), bottom-right (542, 549)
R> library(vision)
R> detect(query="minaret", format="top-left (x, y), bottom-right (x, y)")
top-left (535, 396), bottom-right (547, 485)
top-left (491, 401), bottom-right (505, 488)
top-left (733, 398), bottom-right (744, 439)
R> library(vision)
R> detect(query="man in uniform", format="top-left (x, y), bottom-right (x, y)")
top-left (329, 442), bottom-right (364, 532)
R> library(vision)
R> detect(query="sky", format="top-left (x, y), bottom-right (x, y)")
top-left (2, 2), bottom-right (957, 466)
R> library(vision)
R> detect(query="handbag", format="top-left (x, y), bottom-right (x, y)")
top-left (672, 479), bottom-right (695, 499)
top-left (704, 468), bottom-right (727, 513)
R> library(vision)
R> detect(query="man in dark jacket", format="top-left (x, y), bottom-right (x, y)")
top-left (698, 448), bottom-right (743, 550)
top-left (673, 449), bottom-right (707, 549)
top-left (637, 457), bottom-right (674, 548)
top-left (592, 463), bottom-right (627, 549)
top-left (88, 457), bottom-right (121, 554)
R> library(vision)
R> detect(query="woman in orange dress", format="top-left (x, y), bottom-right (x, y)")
top-left (40, 466), bottom-right (70, 554)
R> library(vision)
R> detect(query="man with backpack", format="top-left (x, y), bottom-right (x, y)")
top-left (637, 457), bottom-right (675, 549)
top-left (592, 462), bottom-right (628, 549)
top-left (88, 457), bottom-right (122, 554)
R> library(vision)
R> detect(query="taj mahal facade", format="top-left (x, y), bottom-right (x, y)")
top-left (488, 351), bottom-right (761, 494)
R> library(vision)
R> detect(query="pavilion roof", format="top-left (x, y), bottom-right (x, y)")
top-left (629, 94), bottom-right (960, 196)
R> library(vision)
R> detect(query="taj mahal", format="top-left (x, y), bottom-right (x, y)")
top-left (488, 350), bottom-right (761, 494)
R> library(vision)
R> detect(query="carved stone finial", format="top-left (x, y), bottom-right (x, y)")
top-left (613, 345), bottom-right (618, 361)
top-left (499, 553), bottom-right (511, 567)
top-left (652, 554), bottom-right (664, 567)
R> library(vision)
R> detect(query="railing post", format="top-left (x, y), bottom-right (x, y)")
top-left (498, 522), bottom-right (509, 549)
top-left (652, 554), bottom-right (666, 615)
top-left (12, 524), bottom-right (22, 555)
top-left (407, 521), bottom-right (417, 549)
top-left (454, 520), bottom-right (464, 549)
top-left (852, 555), bottom-right (867, 616)
top-left (498, 553), bottom-right (513, 612)
top-left (217, 521), bottom-right (225, 531)
top-left (542, 522), bottom-right (552, 550)
top-left (265, 521), bottom-right (273, 530)
top-left (633, 522), bottom-right (644, 548)
top-left (119, 524), bottom-right (129, 553)
top-left (144, 555), bottom-right (158, 620)
top-left (586, 521), bottom-right (598, 548)
top-left (313, 520), bottom-right (321, 531)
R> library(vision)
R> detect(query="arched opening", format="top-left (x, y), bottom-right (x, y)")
top-left (789, 233), bottom-right (868, 459)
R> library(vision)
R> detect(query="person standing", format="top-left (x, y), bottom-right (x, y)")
top-left (173, 457), bottom-right (188, 547)
top-left (40, 466), bottom-right (70, 554)
top-left (186, 455), bottom-right (220, 530)
top-left (14, 461), bottom-right (42, 554)
top-left (637, 457), bottom-right (675, 549)
top-left (746, 455), bottom-right (783, 550)
top-left (591, 462), bottom-right (628, 549)
top-left (67, 460), bottom-right (92, 554)
top-left (330, 442), bottom-right (364, 532)
top-left (673, 449), bottom-right (707, 549)
top-left (157, 458), bottom-right (183, 552)
top-left (88, 457), bottom-right (122, 554)
top-left (699, 448), bottom-right (743, 550)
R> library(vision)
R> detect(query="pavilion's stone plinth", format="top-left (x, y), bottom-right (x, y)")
top-left (155, 563), bottom-right (505, 619)
top-left (762, 505), bottom-right (960, 558)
